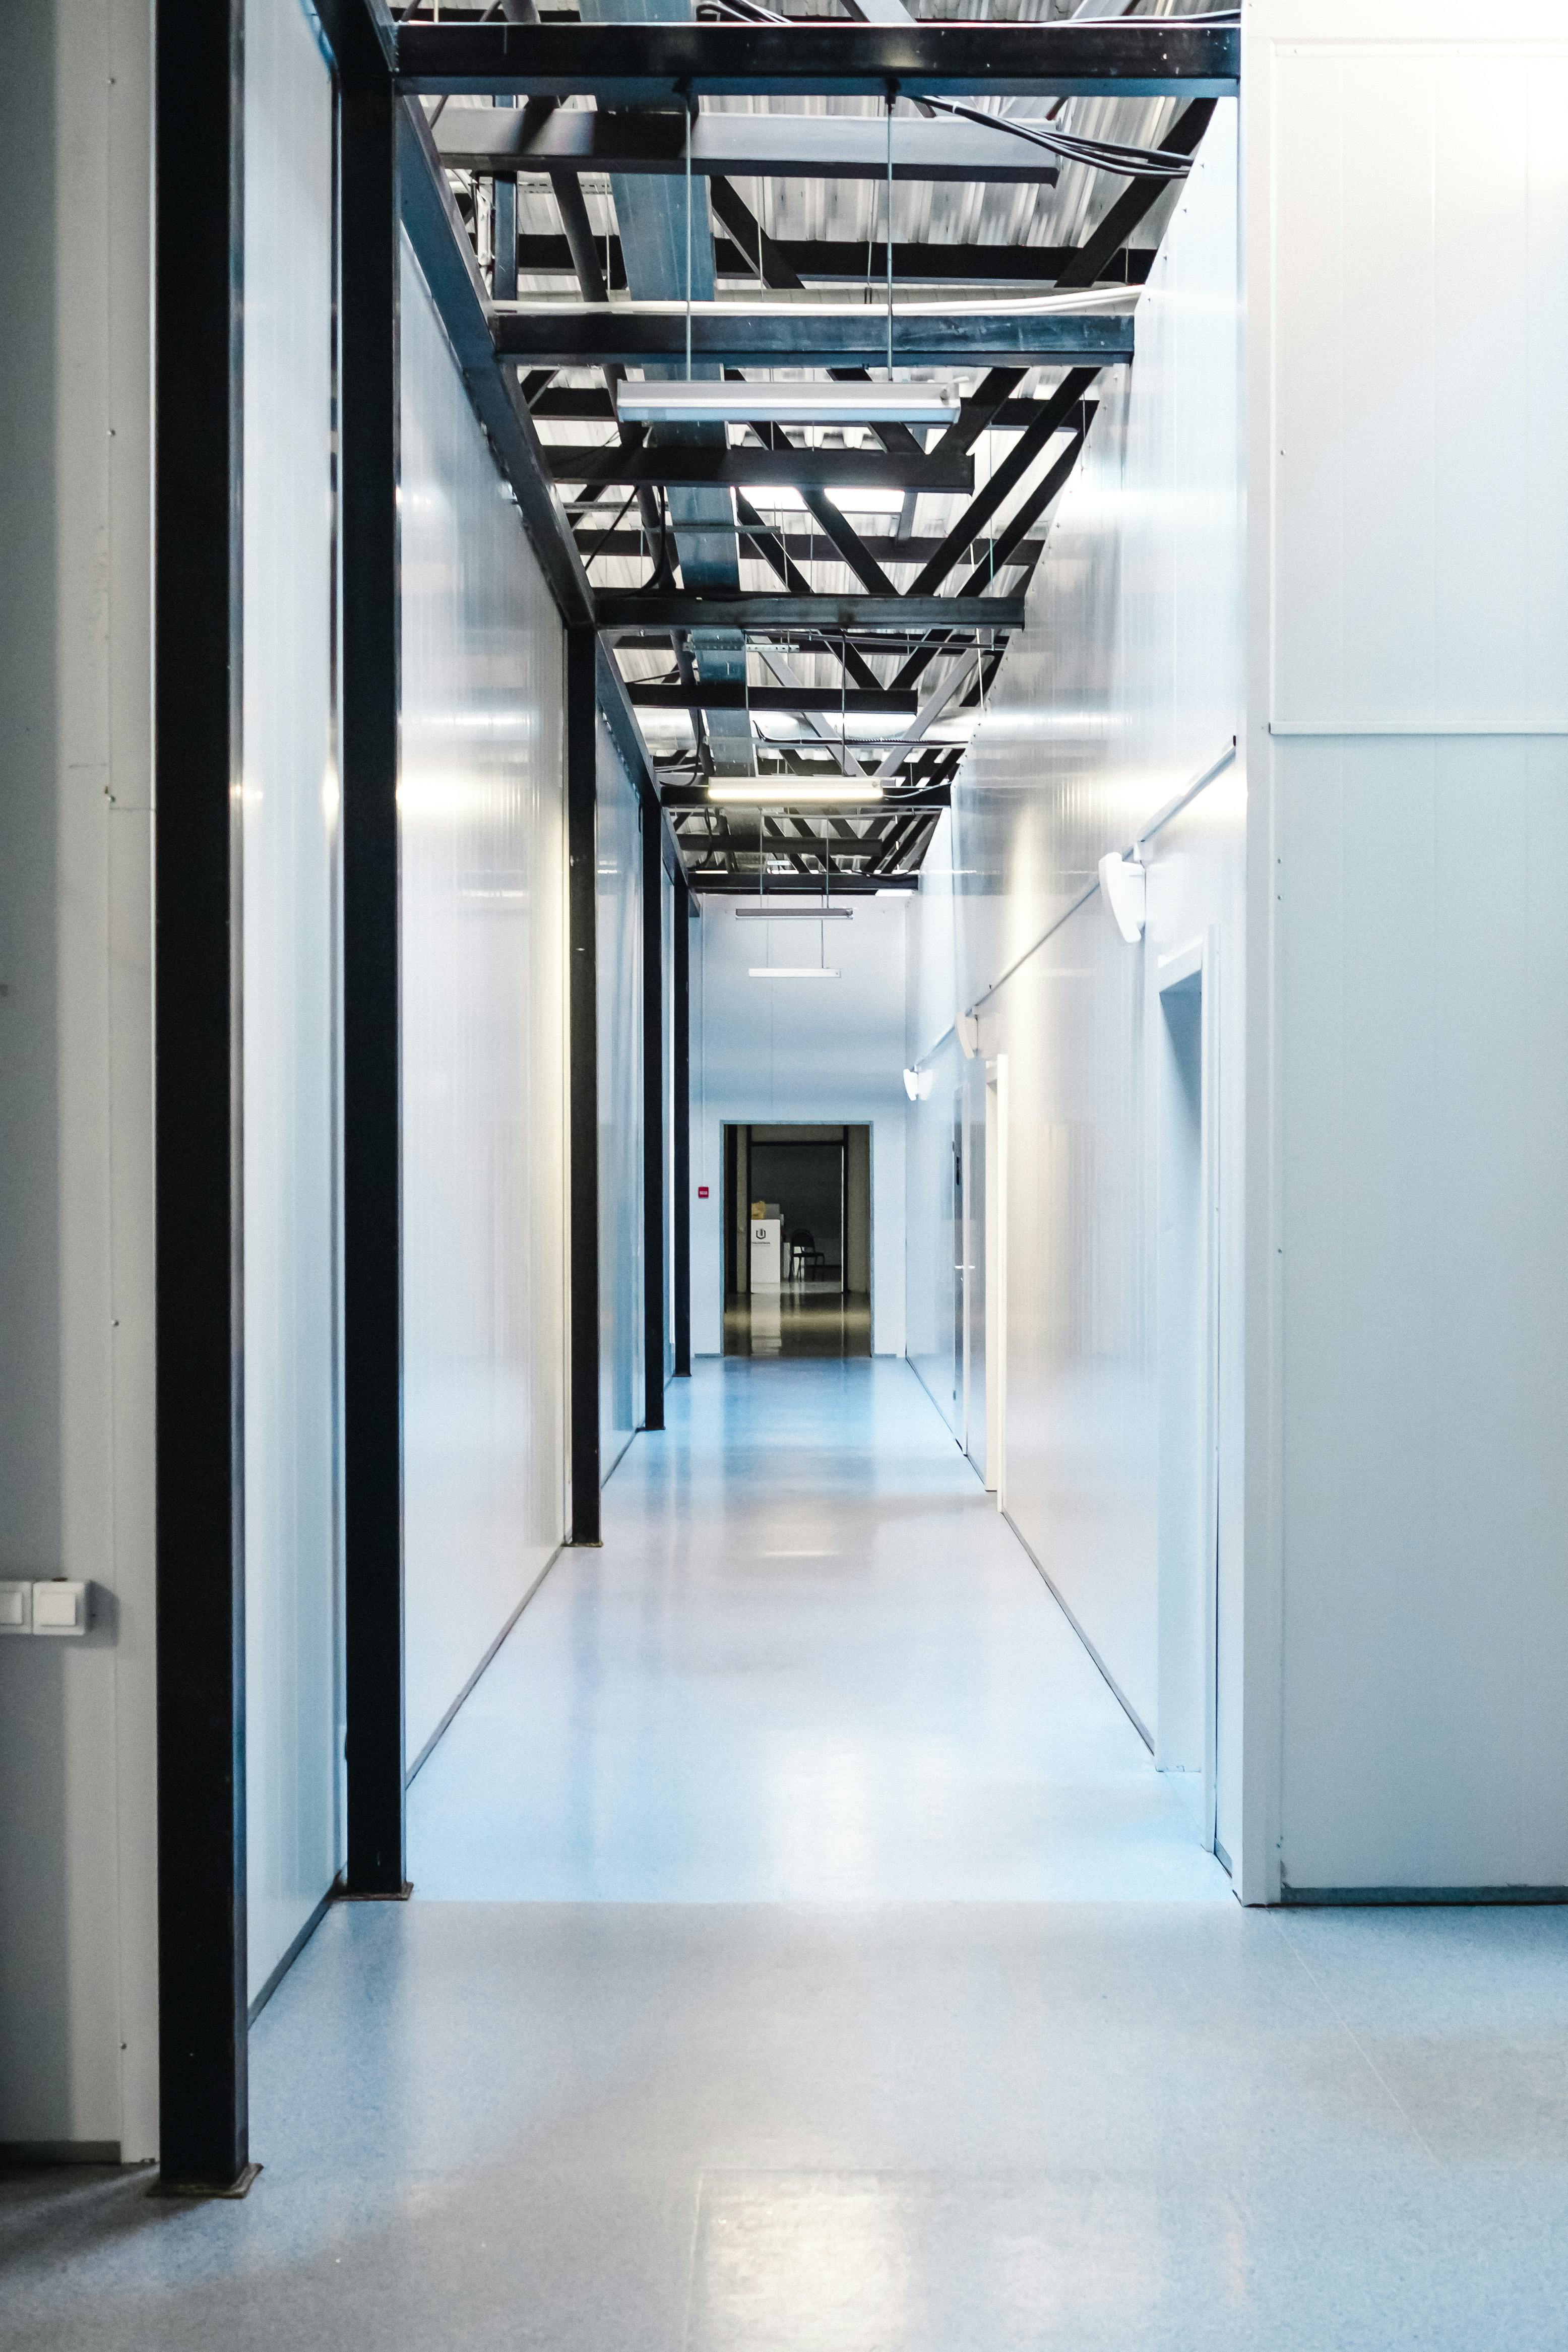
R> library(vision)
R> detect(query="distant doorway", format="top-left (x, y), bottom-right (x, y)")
top-left (722, 1122), bottom-right (872, 1358)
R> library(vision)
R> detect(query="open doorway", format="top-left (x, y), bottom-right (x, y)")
top-left (1155, 938), bottom-right (1221, 1861)
top-left (722, 1122), bottom-right (871, 1357)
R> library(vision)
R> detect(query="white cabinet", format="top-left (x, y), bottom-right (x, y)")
top-left (750, 1218), bottom-right (783, 1289)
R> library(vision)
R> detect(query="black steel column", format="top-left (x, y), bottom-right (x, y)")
top-left (568, 630), bottom-right (602, 1541)
top-left (672, 877), bottom-right (693, 1377)
top-left (153, 0), bottom-right (250, 2194)
top-left (642, 805), bottom-right (667, 1430)
top-left (340, 47), bottom-right (407, 1892)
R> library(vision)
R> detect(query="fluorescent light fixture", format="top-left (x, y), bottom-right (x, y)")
top-left (707, 779), bottom-right (884, 804)
top-left (749, 967), bottom-right (841, 979)
top-left (734, 905), bottom-right (853, 919)
top-left (1098, 850), bottom-right (1147, 943)
top-left (616, 383), bottom-right (960, 428)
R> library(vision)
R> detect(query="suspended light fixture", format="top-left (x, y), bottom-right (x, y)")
top-left (749, 966), bottom-right (841, 979)
top-left (614, 382), bottom-right (960, 429)
top-left (707, 778), bottom-right (884, 804)
top-left (734, 904), bottom-right (853, 919)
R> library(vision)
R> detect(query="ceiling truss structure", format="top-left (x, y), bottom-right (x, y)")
top-left (397, 8), bottom-right (1238, 894)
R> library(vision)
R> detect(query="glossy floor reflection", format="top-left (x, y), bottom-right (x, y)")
top-left (10, 1362), bottom-right (1568, 2348)
top-left (409, 1358), bottom-right (1227, 1901)
top-left (723, 1283), bottom-right (872, 1358)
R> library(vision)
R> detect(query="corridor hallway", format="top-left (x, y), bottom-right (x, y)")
top-left (10, 1364), bottom-right (1568, 2350)
top-left (408, 1361), bottom-right (1226, 1901)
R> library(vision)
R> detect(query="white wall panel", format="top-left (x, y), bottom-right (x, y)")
top-left (906, 109), bottom-right (1244, 1807)
top-left (1246, 2), bottom-right (1568, 1896)
top-left (1273, 740), bottom-right (1568, 1889)
top-left (597, 724), bottom-right (644, 1476)
top-left (693, 896), bottom-right (908, 1356)
top-left (241, 0), bottom-right (340, 2009)
top-left (400, 239), bottom-right (569, 1768)
top-left (1259, 5), bottom-right (1568, 730)
top-left (0, 0), bottom-right (158, 2159)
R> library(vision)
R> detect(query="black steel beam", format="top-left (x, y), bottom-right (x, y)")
top-left (515, 235), bottom-right (1155, 287)
top-left (342, 28), bottom-right (409, 1901)
top-left (550, 443), bottom-right (973, 492)
top-left (672, 875), bottom-right (692, 1377)
top-left (688, 874), bottom-right (920, 895)
top-left (567, 629), bottom-right (601, 1544)
top-left (401, 19), bottom-right (1240, 101)
top-left (601, 592), bottom-right (1024, 634)
top-left (580, 527), bottom-right (1040, 567)
top-left (629, 683), bottom-right (919, 715)
top-left (399, 96), bottom-right (594, 626)
top-left (499, 308), bottom-right (1133, 370)
top-left (1063, 97), bottom-right (1217, 287)
top-left (910, 376), bottom-right (1095, 595)
top-left (733, 238), bottom-right (1155, 286)
top-left (435, 107), bottom-right (1061, 183)
top-left (642, 799), bottom-right (665, 1433)
top-left (153, 0), bottom-right (249, 2200)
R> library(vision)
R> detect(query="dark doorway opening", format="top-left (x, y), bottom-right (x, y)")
top-left (722, 1122), bottom-right (872, 1358)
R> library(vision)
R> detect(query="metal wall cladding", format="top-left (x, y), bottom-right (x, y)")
top-left (597, 721), bottom-right (644, 1479)
top-left (241, 0), bottom-right (340, 2005)
top-left (400, 234), bottom-right (569, 1765)
top-left (1250, 4), bottom-right (1568, 1891)
top-left (906, 106), bottom-right (1244, 1785)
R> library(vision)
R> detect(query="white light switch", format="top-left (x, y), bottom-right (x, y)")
top-left (32, 1580), bottom-right (88, 1635)
top-left (0, 1581), bottom-right (32, 1634)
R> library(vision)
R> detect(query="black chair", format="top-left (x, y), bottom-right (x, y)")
top-left (789, 1227), bottom-right (826, 1279)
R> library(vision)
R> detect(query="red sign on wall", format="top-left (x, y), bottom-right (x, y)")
top-left (697, 1185), bottom-right (710, 1199)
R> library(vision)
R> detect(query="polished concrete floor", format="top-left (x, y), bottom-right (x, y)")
top-left (723, 1282), bottom-right (871, 1358)
top-left (7, 1361), bottom-right (1568, 2348)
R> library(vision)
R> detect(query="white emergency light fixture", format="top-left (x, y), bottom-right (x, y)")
top-left (1098, 850), bottom-right (1147, 943)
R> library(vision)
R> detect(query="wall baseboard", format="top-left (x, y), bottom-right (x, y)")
top-left (0, 2141), bottom-right (122, 2168)
top-left (405, 1546), bottom-right (565, 1788)
top-left (1281, 1884), bottom-right (1568, 1908)
top-left (1002, 1509), bottom-right (1155, 1755)
top-left (247, 1877), bottom-right (341, 2026)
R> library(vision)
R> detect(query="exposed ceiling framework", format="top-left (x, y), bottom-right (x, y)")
top-left (396, 2), bottom-right (1239, 894)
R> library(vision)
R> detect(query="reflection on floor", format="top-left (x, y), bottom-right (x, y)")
top-left (724, 1281), bottom-right (870, 1358)
top-left (410, 1357), bottom-right (1226, 1901)
top-left (8, 1360), bottom-right (1568, 2350)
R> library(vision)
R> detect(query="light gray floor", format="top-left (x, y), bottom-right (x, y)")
top-left (7, 1361), bottom-right (1568, 2348)
top-left (408, 1358), bottom-right (1227, 1902)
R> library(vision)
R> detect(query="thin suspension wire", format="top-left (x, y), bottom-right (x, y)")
top-left (885, 91), bottom-right (894, 383)
top-left (684, 94), bottom-right (695, 381)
